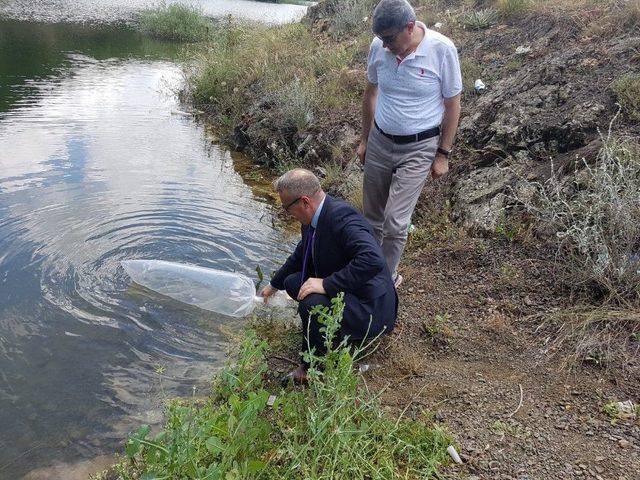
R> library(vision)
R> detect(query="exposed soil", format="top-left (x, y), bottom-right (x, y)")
top-left (206, 3), bottom-right (640, 475)
top-left (265, 235), bottom-right (640, 479)
top-left (256, 8), bottom-right (640, 476)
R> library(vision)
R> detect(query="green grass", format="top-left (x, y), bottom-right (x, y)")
top-left (496, 0), bottom-right (534, 18)
top-left (139, 4), bottom-right (213, 42)
top-left (611, 73), bottom-right (640, 120)
top-left (459, 57), bottom-right (483, 96)
top-left (116, 295), bottom-right (453, 479)
top-left (187, 18), bottom-right (367, 166)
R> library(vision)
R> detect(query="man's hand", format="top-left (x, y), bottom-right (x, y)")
top-left (259, 284), bottom-right (277, 304)
top-left (431, 153), bottom-right (449, 179)
top-left (356, 141), bottom-right (367, 164)
top-left (297, 277), bottom-right (326, 301)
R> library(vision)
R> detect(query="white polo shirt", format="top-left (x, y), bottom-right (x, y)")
top-left (366, 21), bottom-right (462, 136)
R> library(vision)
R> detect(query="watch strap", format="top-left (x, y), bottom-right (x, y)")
top-left (437, 147), bottom-right (451, 157)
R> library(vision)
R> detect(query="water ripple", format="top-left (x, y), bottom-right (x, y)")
top-left (0, 24), bottom-right (294, 478)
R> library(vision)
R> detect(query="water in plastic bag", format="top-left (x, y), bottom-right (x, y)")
top-left (121, 260), bottom-right (288, 317)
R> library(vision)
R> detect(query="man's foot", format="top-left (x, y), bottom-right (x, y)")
top-left (393, 274), bottom-right (403, 289)
top-left (281, 365), bottom-right (308, 387)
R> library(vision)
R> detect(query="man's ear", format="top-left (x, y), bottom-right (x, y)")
top-left (407, 21), bottom-right (415, 33)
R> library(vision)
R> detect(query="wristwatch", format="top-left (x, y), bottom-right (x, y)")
top-left (437, 147), bottom-right (451, 158)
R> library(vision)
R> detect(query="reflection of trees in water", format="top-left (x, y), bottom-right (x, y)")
top-left (0, 20), bottom-right (180, 113)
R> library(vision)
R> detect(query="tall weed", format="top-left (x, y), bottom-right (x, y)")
top-left (122, 296), bottom-right (452, 479)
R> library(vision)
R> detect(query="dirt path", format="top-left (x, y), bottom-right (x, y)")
top-left (263, 234), bottom-right (639, 479)
top-left (359, 239), bottom-right (640, 480)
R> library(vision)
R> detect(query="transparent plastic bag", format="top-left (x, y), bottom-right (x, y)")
top-left (121, 260), bottom-right (289, 317)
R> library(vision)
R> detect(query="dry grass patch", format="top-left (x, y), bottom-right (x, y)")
top-left (532, 307), bottom-right (640, 368)
top-left (495, 0), bottom-right (534, 18)
top-left (509, 128), bottom-right (640, 304)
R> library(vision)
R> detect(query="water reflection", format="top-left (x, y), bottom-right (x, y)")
top-left (0, 21), bottom-right (291, 478)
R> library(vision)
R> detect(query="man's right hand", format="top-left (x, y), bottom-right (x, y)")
top-left (259, 284), bottom-right (277, 304)
top-left (356, 141), bottom-right (367, 164)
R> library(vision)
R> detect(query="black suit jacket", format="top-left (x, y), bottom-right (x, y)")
top-left (271, 195), bottom-right (395, 302)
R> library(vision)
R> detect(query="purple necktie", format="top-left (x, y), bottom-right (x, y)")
top-left (300, 226), bottom-right (315, 288)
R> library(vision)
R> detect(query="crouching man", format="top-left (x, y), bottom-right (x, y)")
top-left (260, 168), bottom-right (397, 384)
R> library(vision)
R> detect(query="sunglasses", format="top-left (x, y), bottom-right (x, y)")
top-left (376, 25), bottom-right (407, 45)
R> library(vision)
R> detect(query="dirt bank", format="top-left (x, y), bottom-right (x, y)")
top-left (196, 1), bottom-right (640, 478)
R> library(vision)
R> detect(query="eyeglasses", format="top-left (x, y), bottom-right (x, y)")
top-left (376, 28), bottom-right (403, 45)
top-left (282, 196), bottom-right (302, 212)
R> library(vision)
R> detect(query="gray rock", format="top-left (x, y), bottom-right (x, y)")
top-left (451, 165), bottom-right (515, 233)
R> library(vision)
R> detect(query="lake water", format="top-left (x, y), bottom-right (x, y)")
top-left (0, 2), bottom-right (303, 477)
top-left (0, 0), bottom-right (308, 24)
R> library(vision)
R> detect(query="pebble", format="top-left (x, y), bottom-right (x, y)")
top-left (618, 439), bottom-right (631, 448)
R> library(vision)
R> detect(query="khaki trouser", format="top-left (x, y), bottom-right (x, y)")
top-left (363, 126), bottom-right (439, 276)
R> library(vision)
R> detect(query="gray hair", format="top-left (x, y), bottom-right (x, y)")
top-left (273, 168), bottom-right (321, 197)
top-left (372, 0), bottom-right (416, 34)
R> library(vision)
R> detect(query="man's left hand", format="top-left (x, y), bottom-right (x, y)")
top-left (431, 154), bottom-right (449, 179)
top-left (298, 277), bottom-right (326, 301)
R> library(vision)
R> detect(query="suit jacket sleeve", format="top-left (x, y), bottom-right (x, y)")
top-left (270, 234), bottom-right (304, 290)
top-left (322, 213), bottom-right (386, 297)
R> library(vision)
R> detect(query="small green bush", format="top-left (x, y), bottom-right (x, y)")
top-left (611, 73), bottom-right (640, 120)
top-left (273, 78), bottom-right (317, 133)
top-left (139, 4), bottom-right (212, 42)
top-left (123, 295), bottom-right (453, 479)
top-left (462, 8), bottom-right (499, 30)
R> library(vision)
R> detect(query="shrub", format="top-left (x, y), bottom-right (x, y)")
top-left (611, 73), bottom-right (640, 121)
top-left (139, 4), bottom-right (212, 42)
top-left (496, 0), bottom-right (534, 18)
top-left (512, 126), bottom-right (640, 303)
top-left (330, 0), bottom-right (377, 39)
top-left (122, 296), bottom-right (453, 479)
top-left (273, 77), bottom-right (317, 133)
top-left (462, 8), bottom-right (499, 30)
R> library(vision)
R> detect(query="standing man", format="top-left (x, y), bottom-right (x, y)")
top-left (357, 0), bottom-right (462, 287)
top-left (261, 169), bottom-right (397, 384)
